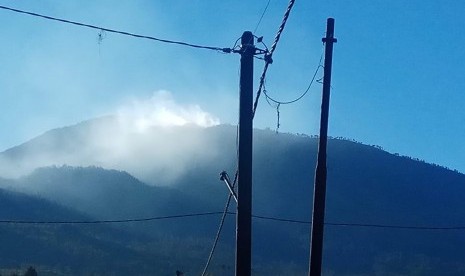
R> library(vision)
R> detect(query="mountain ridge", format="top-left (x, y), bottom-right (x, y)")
top-left (1, 117), bottom-right (465, 274)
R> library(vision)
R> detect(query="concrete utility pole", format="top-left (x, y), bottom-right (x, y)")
top-left (236, 31), bottom-right (254, 276)
top-left (309, 18), bottom-right (337, 276)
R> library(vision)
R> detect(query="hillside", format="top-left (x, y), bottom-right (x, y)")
top-left (0, 187), bottom-right (182, 275)
top-left (1, 119), bottom-right (465, 274)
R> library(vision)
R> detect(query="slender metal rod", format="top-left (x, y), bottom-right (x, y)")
top-left (236, 31), bottom-right (254, 276)
top-left (220, 171), bottom-right (238, 203)
top-left (309, 18), bottom-right (336, 276)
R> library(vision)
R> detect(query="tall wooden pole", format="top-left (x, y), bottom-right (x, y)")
top-left (309, 18), bottom-right (336, 276)
top-left (237, 31), bottom-right (254, 276)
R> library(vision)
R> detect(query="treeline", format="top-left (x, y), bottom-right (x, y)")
top-left (311, 134), bottom-right (462, 174)
top-left (0, 266), bottom-right (37, 276)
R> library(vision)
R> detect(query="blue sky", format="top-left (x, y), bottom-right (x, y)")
top-left (0, 1), bottom-right (464, 172)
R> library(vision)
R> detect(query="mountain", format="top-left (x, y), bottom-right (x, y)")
top-left (1, 118), bottom-right (465, 275)
top-left (0, 116), bottom-right (230, 185)
top-left (0, 187), bottom-right (181, 275)
top-left (14, 166), bottom-right (200, 220)
top-left (0, 167), bottom-right (237, 275)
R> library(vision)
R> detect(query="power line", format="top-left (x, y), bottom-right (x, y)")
top-left (253, 0), bottom-right (272, 34)
top-left (263, 52), bottom-right (324, 105)
top-left (0, 212), bottom-right (224, 224)
top-left (252, 0), bottom-right (296, 118)
top-left (324, 222), bottom-right (465, 230)
top-left (202, 104), bottom-right (241, 275)
top-left (252, 216), bottom-right (465, 231)
top-left (252, 214), bottom-right (310, 224)
top-left (254, 216), bottom-right (465, 231)
top-left (201, 172), bottom-right (238, 276)
top-left (268, 0), bottom-right (296, 55)
top-left (261, 51), bottom-right (323, 132)
top-left (2, 211), bottom-right (465, 231)
top-left (0, 5), bottom-right (232, 53)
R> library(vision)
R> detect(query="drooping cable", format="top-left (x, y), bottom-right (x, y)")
top-left (252, 0), bottom-right (296, 118)
top-left (0, 5), bottom-right (232, 53)
top-left (2, 211), bottom-right (465, 231)
top-left (0, 212), bottom-right (224, 224)
top-left (263, 51), bottom-right (324, 105)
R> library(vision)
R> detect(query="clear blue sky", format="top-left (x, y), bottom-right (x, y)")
top-left (0, 1), bottom-right (464, 172)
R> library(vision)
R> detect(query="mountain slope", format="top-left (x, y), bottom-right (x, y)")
top-left (1, 119), bottom-right (465, 274)
top-left (0, 116), bottom-right (226, 185)
top-left (0, 187), bottom-right (176, 275)
top-left (15, 166), bottom-right (200, 219)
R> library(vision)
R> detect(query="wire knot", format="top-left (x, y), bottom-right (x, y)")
top-left (222, 48), bottom-right (232, 53)
top-left (264, 52), bottom-right (273, 64)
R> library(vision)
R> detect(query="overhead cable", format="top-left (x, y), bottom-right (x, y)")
top-left (324, 222), bottom-right (465, 230)
top-left (262, 51), bottom-right (323, 132)
top-left (263, 52), bottom-right (324, 105)
top-left (201, 171), bottom-right (238, 276)
top-left (253, 0), bottom-right (272, 34)
top-left (252, 0), bottom-right (296, 118)
top-left (0, 5), bottom-right (232, 53)
top-left (0, 212), bottom-right (224, 224)
top-left (2, 212), bottom-right (465, 231)
top-left (253, 216), bottom-right (465, 231)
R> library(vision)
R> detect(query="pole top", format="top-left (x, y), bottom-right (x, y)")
top-left (240, 31), bottom-right (255, 55)
top-left (242, 31), bottom-right (253, 37)
top-left (322, 18), bottom-right (337, 43)
top-left (241, 31), bottom-right (254, 45)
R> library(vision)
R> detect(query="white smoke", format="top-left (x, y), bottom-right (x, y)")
top-left (117, 91), bottom-right (220, 132)
top-left (0, 90), bottom-right (223, 184)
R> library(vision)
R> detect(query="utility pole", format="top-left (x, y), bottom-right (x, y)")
top-left (309, 18), bottom-right (336, 276)
top-left (236, 31), bottom-right (254, 276)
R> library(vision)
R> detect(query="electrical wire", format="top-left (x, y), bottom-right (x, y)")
top-left (0, 212), bottom-right (224, 224)
top-left (268, 0), bottom-right (296, 55)
top-left (324, 222), bottom-right (465, 230)
top-left (263, 52), bottom-right (324, 105)
top-left (252, 214), bottom-right (309, 224)
top-left (253, 0), bottom-right (272, 34)
top-left (201, 172), bottom-right (238, 276)
top-left (252, 0), bottom-right (296, 118)
top-left (0, 5), bottom-right (232, 53)
top-left (254, 216), bottom-right (465, 231)
top-left (261, 85), bottom-right (281, 132)
top-left (260, 51), bottom-right (322, 133)
top-left (2, 211), bottom-right (465, 231)
top-left (201, 112), bottom-right (241, 275)
top-left (267, 60), bottom-right (322, 133)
